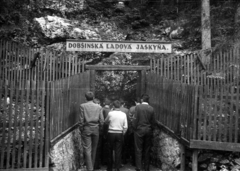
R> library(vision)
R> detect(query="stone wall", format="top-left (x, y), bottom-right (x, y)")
top-left (50, 128), bottom-right (84, 171)
top-left (151, 129), bottom-right (181, 171)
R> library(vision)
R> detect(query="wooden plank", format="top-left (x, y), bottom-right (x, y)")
top-left (212, 88), bottom-right (218, 141)
top-left (49, 51), bottom-right (53, 81)
top-left (52, 51), bottom-right (56, 81)
top-left (229, 87), bottom-right (234, 142)
top-left (193, 85), bottom-right (198, 140)
top-left (187, 54), bottom-right (190, 84)
top-left (23, 47), bottom-right (31, 168)
top-left (6, 41), bottom-right (13, 169)
top-left (156, 121), bottom-right (190, 147)
top-left (234, 48), bottom-right (239, 143)
top-left (190, 140), bottom-right (240, 152)
top-left (202, 86), bottom-right (207, 141)
top-left (192, 150), bottom-right (198, 171)
top-left (44, 82), bottom-right (50, 167)
top-left (0, 48), bottom-right (4, 168)
top-left (28, 49), bottom-right (35, 168)
top-left (180, 143), bottom-right (186, 171)
top-left (217, 87), bottom-right (223, 142)
top-left (17, 82), bottom-right (25, 168)
top-left (39, 53), bottom-right (45, 168)
top-left (50, 123), bottom-right (79, 147)
top-left (223, 86), bottom-right (228, 142)
top-left (39, 80), bottom-right (45, 167)
top-left (34, 63), bottom-right (40, 168)
top-left (11, 86), bottom-right (20, 168)
top-left (207, 87), bottom-right (213, 141)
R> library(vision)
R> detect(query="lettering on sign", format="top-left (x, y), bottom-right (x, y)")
top-left (66, 40), bottom-right (172, 53)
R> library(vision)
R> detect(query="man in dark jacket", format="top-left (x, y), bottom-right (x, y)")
top-left (132, 94), bottom-right (155, 171)
top-left (79, 91), bottom-right (104, 171)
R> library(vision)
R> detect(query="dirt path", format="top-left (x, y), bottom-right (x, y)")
top-left (95, 163), bottom-right (161, 171)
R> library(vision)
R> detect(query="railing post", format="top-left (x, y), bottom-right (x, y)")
top-left (180, 144), bottom-right (185, 171)
top-left (192, 150), bottom-right (199, 171)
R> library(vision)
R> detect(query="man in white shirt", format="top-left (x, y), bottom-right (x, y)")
top-left (104, 100), bottom-right (128, 171)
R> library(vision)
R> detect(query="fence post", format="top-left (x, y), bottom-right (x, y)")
top-left (180, 144), bottom-right (185, 171)
top-left (192, 150), bottom-right (199, 171)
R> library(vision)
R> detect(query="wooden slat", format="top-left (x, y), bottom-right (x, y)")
top-left (11, 85), bottom-right (20, 168)
top-left (44, 82), bottom-right (50, 167)
top-left (207, 87), bottom-right (213, 141)
top-left (6, 41), bottom-right (13, 169)
top-left (28, 49), bottom-right (35, 168)
top-left (190, 140), bottom-right (240, 152)
top-left (202, 86), bottom-right (208, 141)
top-left (39, 83), bottom-right (45, 167)
top-left (223, 87), bottom-right (228, 142)
top-left (217, 87), bottom-right (223, 141)
top-left (234, 48), bottom-right (240, 143)
top-left (0, 41), bottom-right (7, 169)
top-left (34, 60), bottom-right (40, 168)
top-left (23, 47), bottom-right (31, 168)
top-left (17, 81), bottom-right (25, 168)
top-left (229, 87), bottom-right (234, 142)
top-left (212, 88), bottom-right (218, 141)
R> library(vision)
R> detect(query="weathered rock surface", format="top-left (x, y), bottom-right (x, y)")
top-left (50, 128), bottom-right (83, 171)
top-left (152, 129), bottom-right (181, 171)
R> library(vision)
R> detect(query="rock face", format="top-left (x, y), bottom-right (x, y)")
top-left (50, 128), bottom-right (83, 171)
top-left (152, 129), bottom-right (181, 171)
top-left (34, 16), bottom-right (100, 40)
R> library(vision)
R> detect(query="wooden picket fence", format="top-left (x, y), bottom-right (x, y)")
top-left (149, 47), bottom-right (240, 151)
top-left (50, 72), bottom-right (90, 143)
top-left (0, 40), bottom-right (89, 170)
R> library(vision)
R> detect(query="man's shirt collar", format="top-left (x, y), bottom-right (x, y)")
top-left (142, 102), bottom-right (149, 105)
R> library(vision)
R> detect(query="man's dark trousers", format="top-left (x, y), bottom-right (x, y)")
top-left (107, 133), bottom-right (123, 171)
top-left (134, 128), bottom-right (152, 171)
top-left (81, 126), bottom-right (99, 171)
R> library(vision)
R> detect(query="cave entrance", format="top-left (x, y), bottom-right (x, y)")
top-left (86, 65), bottom-right (150, 105)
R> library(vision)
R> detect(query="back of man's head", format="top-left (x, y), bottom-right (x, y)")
top-left (93, 98), bottom-right (100, 105)
top-left (113, 100), bottom-right (121, 109)
top-left (104, 98), bottom-right (111, 106)
top-left (119, 98), bottom-right (125, 106)
top-left (135, 97), bottom-right (141, 105)
top-left (85, 91), bottom-right (94, 101)
top-left (141, 94), bottom-right (149, 103)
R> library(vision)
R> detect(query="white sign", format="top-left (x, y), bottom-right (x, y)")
top-left (66, 40), bottom-right (172, 53)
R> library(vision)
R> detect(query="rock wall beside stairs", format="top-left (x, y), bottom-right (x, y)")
top-left (50, 129), bottom-right (84, 171)
top-left (151, 129), bottom-right (181, 171)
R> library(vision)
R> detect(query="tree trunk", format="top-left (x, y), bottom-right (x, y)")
top-left (201, 0), bottom-right (211, 64)
top-left (234, 3), bottom-right (240, 42)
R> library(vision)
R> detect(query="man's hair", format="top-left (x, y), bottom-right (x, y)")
top-left (113, 100), bottom-right (121, 108)
top-left (135, 97), bottom-right (141, 103)
top-left (85, 91), bottom-right (94, 101)
top-left (141, 94), bottom-right (149, 103)
top-left (93, 98), bottom-right (100, 104)
top-left (104, 98), bottom-right (111, 105)
top-left (119, 98), bottom-right (125, 105)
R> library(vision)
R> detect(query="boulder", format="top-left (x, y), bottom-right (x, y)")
top-left (50, 129), bottom-right (83, 171)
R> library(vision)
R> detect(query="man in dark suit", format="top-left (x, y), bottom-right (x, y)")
top-left (79, 91), bottom-right (104, 171)
top-left (132, 94), bottom-right (155, 171)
